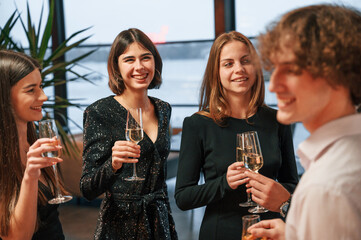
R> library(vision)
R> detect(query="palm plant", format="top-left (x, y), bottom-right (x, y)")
top-left (0, 0), bottom-right (96, 156)
top-left (0, 11), bottom-right (20, 49)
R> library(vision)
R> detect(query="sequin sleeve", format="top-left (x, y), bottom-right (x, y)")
top-left (80, 104), bottom-right (118, 200)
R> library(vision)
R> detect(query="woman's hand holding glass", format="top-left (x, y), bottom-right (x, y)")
top-left (226, 161), bottom-right (248, 189)
top-left (25, 138), bottom-right (63, 180)
top-left (111, 140), bottom-right (140, 171)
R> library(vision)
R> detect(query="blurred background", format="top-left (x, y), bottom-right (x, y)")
top-left (1, 0), bottom-right (360, 239)
top-left (2, 0), bottom-right (360, 160)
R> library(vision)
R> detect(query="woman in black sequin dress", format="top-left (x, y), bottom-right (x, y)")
top-left (80, 28), bottom-right (178, 240)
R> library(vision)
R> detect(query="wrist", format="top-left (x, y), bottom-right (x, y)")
top-left (23, 169), bottom-right (41, 182)
top-left (279, 194), bottom-right (292, 218)
top-left (111, 161), bottom-right (122, 172)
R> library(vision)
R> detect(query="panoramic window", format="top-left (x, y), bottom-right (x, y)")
top-left (2, 0), bottom-right (360, 173)
top-left (61, 0), bottom-right (215, 133)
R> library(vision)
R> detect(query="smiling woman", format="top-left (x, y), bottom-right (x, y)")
top-left (10, 69), bottom-right (47, 123)
top-left (197, 31), bottom-right (265, 125)
top-left (117, 43), bottom-right (155, 93)
top-left (174, 31), bottom-right (299, 240)
top-left (0, 50), bottom-right (66, 239)
top-left (219, 40), bottom-right (256, 112)
top-left (80, 28), bottom-right (178, 239)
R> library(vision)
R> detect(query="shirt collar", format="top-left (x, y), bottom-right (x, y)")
top-left (297, 113), bottom-right (361, 170)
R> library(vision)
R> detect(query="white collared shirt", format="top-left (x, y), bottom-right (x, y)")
top-left (286, 114), bottom-right (361, 240)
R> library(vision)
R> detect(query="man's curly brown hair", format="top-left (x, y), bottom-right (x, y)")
top-left (258, 4), bottom-right (361, 109)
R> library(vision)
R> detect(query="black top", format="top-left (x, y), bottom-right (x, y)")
top-left (175, 106), bottom-right (299, 240)
top-left (0, 183), bottom-right (64, 240)
top-left (80, 96), bottom-right (178, 240)
top-left (32, 182), bottom-right (64, 240)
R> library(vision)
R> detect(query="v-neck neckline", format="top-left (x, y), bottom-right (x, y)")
top-left (111, 95), bottom-right (160, 144)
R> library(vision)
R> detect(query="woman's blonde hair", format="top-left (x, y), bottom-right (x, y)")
top-left (198, 31), bottom-right (265, 126)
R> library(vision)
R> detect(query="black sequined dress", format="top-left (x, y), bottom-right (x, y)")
top-left (80, 96), bottom-right (178, 240)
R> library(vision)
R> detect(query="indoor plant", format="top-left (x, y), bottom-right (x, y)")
top-left (0, 0), bottom-right (96, 156)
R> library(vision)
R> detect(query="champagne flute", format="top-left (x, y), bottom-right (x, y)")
top-left (242, 215), bottom-right (265, 240)
top-left (38, 119), bottom-right (73, 204)
top-left (124, 108), bottom-right (144, 181)
top-left (242, 131), bottom-right (268, 214)
top-left (237, 133), bottom-right (257, 207)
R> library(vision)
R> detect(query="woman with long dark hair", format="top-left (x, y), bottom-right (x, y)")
top-left (0, 50), bottom-right (65, 239)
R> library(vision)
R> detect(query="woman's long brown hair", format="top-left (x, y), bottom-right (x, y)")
top-left (198, 31), bottom-right (265, 126)
top-left (0, 50), bottom-right (67, 236)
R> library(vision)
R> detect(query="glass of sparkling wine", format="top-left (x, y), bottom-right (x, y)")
top-left (125, 108), bottom-right (144, 181)
top-left (242, 131), bottom-right (268, 214)
top-left (237, 133), bottom-right (257, 207)
top-left (242, 215), bottom-right (265, 240)
top-left (38, 119), bottom-right (72, 204)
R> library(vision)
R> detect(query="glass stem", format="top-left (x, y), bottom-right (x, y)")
top-left (132, 163), bottom-right (137, 177)
top-left (133, 142), bottom-right (139, 177)
top-left (52, 164), bottom-right (60, 198)
top-left (247, 192), bottom-right (252, 202)
top-left (254, 170), bottom-right (260, 207)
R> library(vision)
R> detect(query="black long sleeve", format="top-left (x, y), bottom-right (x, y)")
top-left (80, 103), bottom-right (118, 200)
top-left (79, 96), bottom-right (177, 239)
top-left (175, 106), bottom-right (299, 240)
top-left (175, 116), bottom-right (233, 210)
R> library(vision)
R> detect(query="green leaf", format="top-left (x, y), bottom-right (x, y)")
top-left (2, 0), bottom-right (96, 160)
top-left (36, 3), bottom-right (44, 40)
top-left (67, 69), bottom-right (96, 84)
top-left (55, 119), bottom-right (81, 158)
top-left (25, 1), bottom-right (38, 56)
top-left (42, 48), bottom-right (96, 77)
top-left (45, 27), bottom-right (93, 64)
top-left (39, 0), bottom-right (54, 60)
top-left (0, 11), bottom-right (24, 51)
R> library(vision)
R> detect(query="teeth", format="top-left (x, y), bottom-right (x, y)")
top-left (278, 98), bottom-right (294, 104)
top-left (133, 74), bottom-right (148, 80)
top-left (31, 106), bottom-right (42, 110)
top-left (234, 77), bottom-right (247, 82)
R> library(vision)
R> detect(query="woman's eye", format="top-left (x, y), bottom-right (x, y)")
top-left (224, 62), bottom-right (232, 67)
top-left (242, 59), bottom-right (251, 64)
top-left (124, 59), bottom-right (134, 63)
top-left (26, 88), bottom-right (35, 93)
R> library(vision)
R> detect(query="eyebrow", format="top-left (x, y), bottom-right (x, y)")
top-left (122, 53), bottom-right (153, 61)
top-left (23, 83), bottom-right (37, 89)
top-left (220, 58), bottom-right (233, 62)
top-left (220, 55), bottom-right (250, 62)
